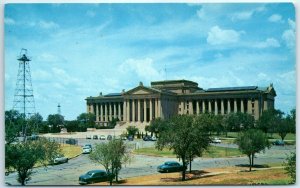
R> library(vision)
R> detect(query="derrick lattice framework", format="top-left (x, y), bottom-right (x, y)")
top-left (13, 49), bottom-right (36, 135)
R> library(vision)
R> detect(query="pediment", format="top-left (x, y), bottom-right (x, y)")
top-left (132, 89), bottom-right (152, 95)
top-left (124, 86), bottom-right (160, 95)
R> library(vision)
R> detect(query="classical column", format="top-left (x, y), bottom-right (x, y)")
top-left (132, 99), bottom-right (135, 122)
top-left (234, 99), bottom-right (237, 113)
top-left (104, 103), bottom-right (107, 122)
top-left (109, 103), bottom-right (112, 121)
top-left (241, 100), bottom-right (244, 113)
top-left (196, 101), bottom-right (199, 115)
top-left (158, 99), bottom-right (161, 117)
top-left (221, 99), bottom-right (224, 115)
top-left (113, 103), bottom-right (117, 118)
top-left (188, 101), bottom-right (193, 115)
top-left (227, 100), bottom-right (231, 113)
top-left (118, 102), bottom-right (121, 120)
top-left (100, 103), bottom-right (103, 122)
top-left (202, 100), bottom-right (205, 113)
top-left (208, 100), bottom-right (212, 113)
top-left (247, 99), bottom-right (252, 114)
top-left (90, 104), bottom-right (94, 114)
top-left (150, 99), bottom-right (153, 121)
top-left (123, 101), bottom-right (127, 122)
top-left (254, 100), bottom-right (259, 120)
top-left (144, 99), bottom-right (147, 122)
top-left (96, 104), bottom-right (99, 122)
top-left (263, 100), bottom-right (268, 111)
top-left (180, 101), bottom-right (184, 114)
top-left (214, 100), bottom-right (218, 115)
top-left (127, 100), bottom-right (130, 122)
top-left (137, 99), bottom-right (141, 122)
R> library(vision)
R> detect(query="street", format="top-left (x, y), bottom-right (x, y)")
top-left (5, 142), bottom-right (295, 186)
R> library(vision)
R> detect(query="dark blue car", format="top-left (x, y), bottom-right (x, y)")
top-left (79, 170), bottom-right (113, 185)
top-left (157, 161), bottom-right (186, 173)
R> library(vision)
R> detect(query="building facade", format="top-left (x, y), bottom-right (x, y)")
top-left (86, 80), bottom-right (276, 126)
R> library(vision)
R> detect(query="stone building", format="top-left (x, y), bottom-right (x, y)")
top-left (86, 80), bottom-right (276, 126)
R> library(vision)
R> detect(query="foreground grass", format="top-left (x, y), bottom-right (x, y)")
top-left (95, 166), bottom-right (290, 185)
top-left (133, 146), bottom-right (243, 158)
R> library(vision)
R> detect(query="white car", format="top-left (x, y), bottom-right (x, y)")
top-left (212, 138), bottom-right (222, 144)
top-left (53, 155), bottom-right (68, 164)
top-left (82, 146), bottom-right (92, 154)
top-left (99, 135), bottom-right (106, 140)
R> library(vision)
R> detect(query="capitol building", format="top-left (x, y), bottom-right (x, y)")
top-left (86, 80), bottom-right (276, 127)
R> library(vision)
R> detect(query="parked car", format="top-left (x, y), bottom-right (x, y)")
top-left (82, 146), bottom-right (92, 154)
top-left (127, 135), bottom-right (134, 141)
top-left (211, 137), bottom-right (222, 144)
top-left (99, 135), bottom-right (106, 140)
top-left (157, 161), bottom-right (186, 173)
top-left (107, 135), bottom-right (112, 140)
top-left (27, 134), bottom-right (39, 141)
top-left (143, 135), bottom-right (152, 141)
top-left (121, 136), bottom-right (127, 140)
top-left (66, 138), bottom-right (78, 145)
top-left (79, 170), bottom-right (113, 185)
top-left (86, 135), bottom-right (92, 139)
top-left (93, 135), bottom-right (98, 140)
top-left (84, 144), bottom-right (92, 150)
top-left (151, 136), bottom-right (157, 141)
top-left (273, 140), bottom-right (285, 146)
top-left (53, 154), bottom-right (68, 165)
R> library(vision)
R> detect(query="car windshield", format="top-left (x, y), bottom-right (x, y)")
top-left (87, 172), bottom-right (94, 176)
top-left (83, 146), bottom-right (90, 149)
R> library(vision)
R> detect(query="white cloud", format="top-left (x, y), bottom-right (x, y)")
top-left (86, 10), bottom-right (96, 18)
top-left (4, 17), bottom-right (16, 25)
top-left (230, 5), bottom-right (266, 21)
top-left (207, 26), bottom-right (241, 45)
top-left (38, 20), bottom-right (59, 29)
top-left (282, 18), bottom-right (295, 48)
top-left (231, 11), bottom-right (253, 21)
top-left (254, 38), bottom-right (280, 48)
top-left (268, 14), bottom-right (283, 23)
top-left (119, 58), bottom-right (162, 83)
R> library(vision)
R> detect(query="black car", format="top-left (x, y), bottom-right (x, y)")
top-left (127, 135), bottom-right (134, 141)
top-left (273, 140), bottom-right (285, 146)
top-left (107, 135), bottom-right (113, 140)
top-left (143, 135), bottom-right (152, 141)
top-left (157, 161), bottom-right (186, 173)
top-left (79, 170), bottom-right (113, 185)
top-left (93, 135), bottom-right (98, 140)
top-left (66, 138), bottom-right (77, 145)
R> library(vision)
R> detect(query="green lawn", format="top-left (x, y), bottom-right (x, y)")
top-left (133, 145), bottom-right (243, 158)
top-left (220, 132), bottom-right (295, 141)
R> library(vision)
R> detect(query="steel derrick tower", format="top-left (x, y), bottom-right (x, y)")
top-left (13, 49), bottom-right (36, 137)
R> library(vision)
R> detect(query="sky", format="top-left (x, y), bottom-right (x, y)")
top-left (4, 3), bottom-right (296, 120)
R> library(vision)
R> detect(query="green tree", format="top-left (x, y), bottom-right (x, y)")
top-left (224, 112), bottom-right (254, 133)
top-left (27, 113), bottom-right (43, 135)
top-left (284, 152), bottom-right (296, 184)
top-left (276, 115), bottom-right (294, 141)
top-left (5, 138), bottom-right (61, 185)
top-left (89, 139), bottom-right (131, 185)
top-left (156, 115), bottom-right (210, 181)
top-left (65, 120), bottom-right (80, 132)
top-left (146, 118), bottom-right (168, 137)
top-left (47, 114), bottom-right (64, 133)
top-left (77, 113), bottom-right (96, 130)
top-left (235, 129), bottom-right (270, 171)
top-left (5, 110), bottom-right (25, 143)
top-left (126, 126), bottom-right (139, 137)
top-left (257, 109), bottom-right (283, 136)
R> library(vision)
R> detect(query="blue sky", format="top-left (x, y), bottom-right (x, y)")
top-left (4, 3), bottom-right (295, 120)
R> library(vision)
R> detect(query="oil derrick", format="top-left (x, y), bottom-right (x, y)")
top-left (13, 49), bottom-right (36, 137)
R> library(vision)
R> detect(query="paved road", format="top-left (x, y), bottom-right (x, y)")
top-left (5, 144), bottom-right (295, 186)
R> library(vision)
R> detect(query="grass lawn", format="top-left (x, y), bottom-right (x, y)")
top-left (94, 166), bottom-right (291, 185)
top-left (35, 144), bottom-right (82, 167)
top-left (133, 145), bottom-right (243, 158)
top-left (220, 132), bottom-right (295, 141)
